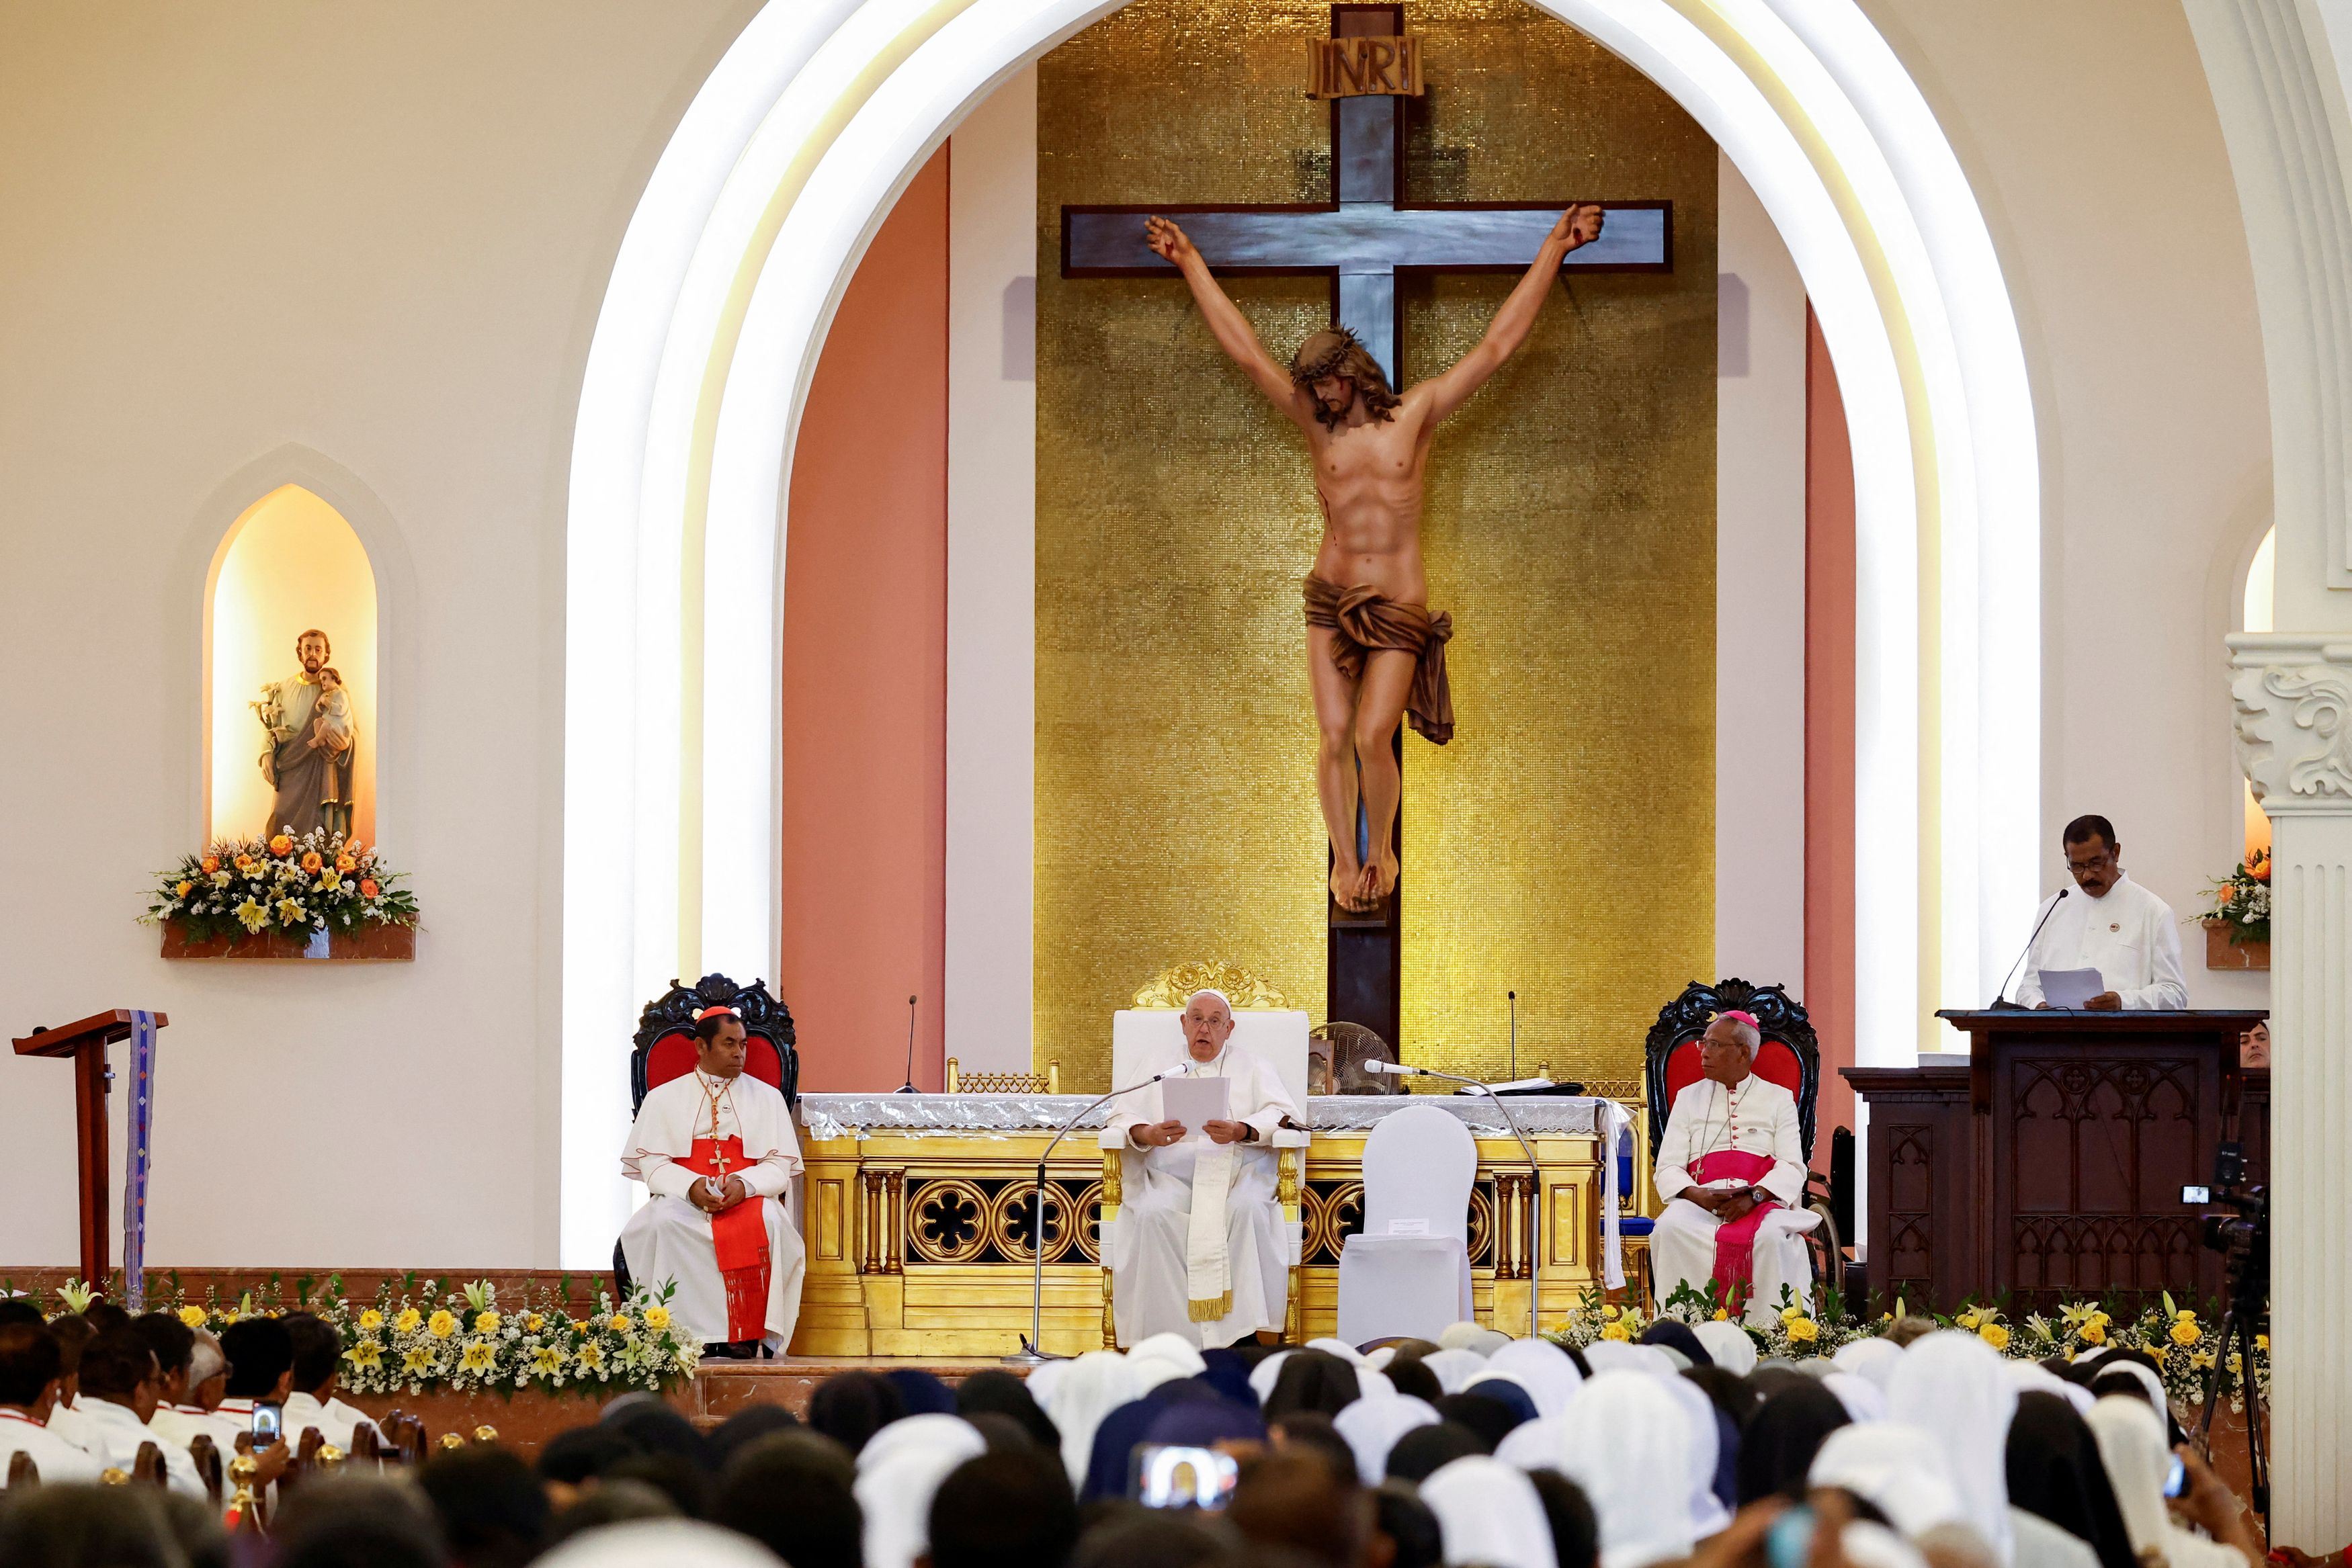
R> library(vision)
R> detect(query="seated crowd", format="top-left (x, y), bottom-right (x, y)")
top-left (0, 1303), bottom-right (2261, 1568)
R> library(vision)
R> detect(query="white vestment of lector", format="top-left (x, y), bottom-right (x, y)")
top-left (1104, 1040), bottom-right (1298, 1348)
top-left (619, 1070), bottom-right (807, 1349)
top-left (1649, 1072), bottom-right (1816, 1325)
top-left (2012, 872), bottom-right (2188, 1010)
top-left (0, 1408), bottom-right (103, 1483)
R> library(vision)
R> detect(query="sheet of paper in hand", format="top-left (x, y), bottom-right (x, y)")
top-left (2038, 967), bottom-right (2105, 1009)
top-left (1161, 1074), bottom-right (1232, 1137)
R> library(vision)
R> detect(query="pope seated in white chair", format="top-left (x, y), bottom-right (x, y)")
top-left (1105, 989), bottom-right (1300, 1348)
top-left (1650, 1010), bottom-right (1819, 1325)
top-left (620, 1007), bottom-right (806, 1358)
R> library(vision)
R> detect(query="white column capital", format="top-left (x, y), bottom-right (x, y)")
top-left (2227, 632), bottom-right (2352, 814)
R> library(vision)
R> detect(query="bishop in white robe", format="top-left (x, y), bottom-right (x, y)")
top-left (1105, 990), bottom-right (1300, 1348)
top-left (620, 1009), bottom-right (806, 1354)
top-left (2013, 818), bottom-right (2187, 1010)
top-left (1650, 1012), bottom-right (1818, 1326)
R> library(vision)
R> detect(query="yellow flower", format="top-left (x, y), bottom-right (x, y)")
top-left (642, 1306), bottom-right (671, 1332)
top-left (1787, 1317), bottom-right (1821, 1344)
top-left (235, 899), bottom-right (269, 933)
top-left (1780, 1305), bottom-right (1805, 1324)
top-left (335, 853), bottom-right (358, 873)
top-left (175, 880), bottom-right (195, 898)
top-left (269, 834), bottom-right (293, 857)
top-left (608, 1313), bottom-right (632, 1334)
top-left (1600, 1321), bottom-right (1632, 1342)
top-left (2175, 1308), bottom-right (2197, 1322)
top-left (402, 1346), bottom-right (435, 1374)
top-left (274, 897), bottom-right (307, 924)
top-left (526, 1314), bottom-right (546, 1334)
top-left (2171, 1318), bottom-right (2201, 1347)
top-left (319, 869), bottom-right (341, 891)
top-left (1712, 1309), bottom-right (1730, 1322)
top-left (2256, 1334), bottom-right (2269, 1352)
top-left (358, 1309), bottom-right (384, 1332)
top-left (575, 1340), bottom-right (607, 1370)
top-left (2079, 1322), bottom-right (2106, 1346)
top-left (218, 1311), bottom-right (239, 1326)
top-left (474, 1311), bottom-right (501, 1335)
top-left (532, 1346), bottom-right (566, 1375)
top-left (177, 1305), bottom-right (208, 1330)
top-left (2149, 1344), bottom-right (2168, 1366)
top-left (427, 1309), bottom-right (458, 1340)
top-left (460, 1340), bottom-right (498, 1373)
top-left (571, 1318), bottom-right (593, 1333)
top-left (1955, 1310), bottom-right (1980, 1331)
top-left (394, 1307), bottom-right (423, 1335)
top-left (2190, 1351), bottom-right (2216, 1370)
top-left (346, 1340), bottom-right (384, 1368)
top-left (1978, 1323), bottom-right (2011, 1351)
top-left (1603, 1305), bottom-right (1621, 1321)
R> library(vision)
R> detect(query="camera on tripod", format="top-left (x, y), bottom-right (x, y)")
top-left (2185, 1141), bottom-right (2269, 1272)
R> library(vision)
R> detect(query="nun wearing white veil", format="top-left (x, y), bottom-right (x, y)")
top-left (1049, 1350), bottom-right (1143, 1487)
top-left (2084, 1397), bottom-right (2261, 1568)
top-left (537, 1520), bottom-right (784, 1568)
top-left (1486, 1340), bottom-right (1585, 1419)
top-left (1886, 1332), bottom-right (2099, 1568)
top-left (1336, 1393), bottom-right (1442, 1483)
top-left (1421, 1455), bottom-right (1562, 1568)
top-left (853, 1416), bottom-right (989, 1568)
top-left (1556, 1373), bottom-right (1699, 1568)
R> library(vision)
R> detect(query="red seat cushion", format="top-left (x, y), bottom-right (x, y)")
top-left (644, 1031), bottom-right (786, 1096)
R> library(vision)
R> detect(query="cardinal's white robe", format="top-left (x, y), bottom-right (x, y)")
top-left (1104, 1044), bottom-right (1298, 1348)
top-left (620, 1070), bottom-right (806, 1349)
top-left (0, 1408), bottom-right (103, 1484)
top-left (1650, 1072), bottom-right (1818, 1327)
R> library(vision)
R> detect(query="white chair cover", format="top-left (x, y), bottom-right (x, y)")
top-left (1337, 1104), bottom-right (1476, 1343)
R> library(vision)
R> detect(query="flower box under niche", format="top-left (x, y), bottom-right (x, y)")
top-left (2202, 918), bottom-right (2269, 971)
top-left (160, 920), bottom-right (415, 961)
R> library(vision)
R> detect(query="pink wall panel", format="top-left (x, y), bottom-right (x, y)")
top-left (1803, 304), bottom-right (1857, 1165)
top-left (779, 148), bottom-right (950, 1091)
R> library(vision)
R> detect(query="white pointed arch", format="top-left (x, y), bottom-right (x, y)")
top-left (560, 0), bottom-right (2040, 1263)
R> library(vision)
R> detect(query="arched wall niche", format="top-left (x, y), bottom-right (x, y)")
top-left (180, 445), bottom-right (416, 857)
top-left (204, 485), bottom-right (379, 846)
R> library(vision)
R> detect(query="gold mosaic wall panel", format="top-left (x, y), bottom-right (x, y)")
top-left (1036, 0), bottom-right (1716, 1088)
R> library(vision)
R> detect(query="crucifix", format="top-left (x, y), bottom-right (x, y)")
top-left (1061, 3), bottom-right (1671, 1050)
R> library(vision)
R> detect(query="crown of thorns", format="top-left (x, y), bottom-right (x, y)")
top-left (1292, 325), bottom-right (1373, 385)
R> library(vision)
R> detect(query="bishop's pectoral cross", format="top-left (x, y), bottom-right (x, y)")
top-left (1061, 3), bottom-right (1672, 1049)
top-left (700, 1074), bottom-right (732, 1205)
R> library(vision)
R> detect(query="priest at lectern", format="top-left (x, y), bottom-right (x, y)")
top-left (620, 1008), bottom-right (806, 1358)
top-left (2014, 814), bottom-right (2188, 1011)
top-left (1105, 990), bottom-right (1300, 1348)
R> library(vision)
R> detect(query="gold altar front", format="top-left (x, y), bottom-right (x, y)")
top-left (788, 1117), bottom-right (1623, 1356)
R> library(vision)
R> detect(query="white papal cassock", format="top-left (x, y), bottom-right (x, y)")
top-left (1650, 1073), bottom-right (1817, 1326)
top-left (1105, 1042), bottom-right (1299, 1348)
top-left (620, 1070), bottom-right (806, 1350)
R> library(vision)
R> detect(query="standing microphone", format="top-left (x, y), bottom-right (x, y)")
top-left (895, 994), bottom-right (919, 1094)
top-left (1508, 990), bottom-right (1518, 1082)
top-left (1992, 889), bottom-right (2068, 1009)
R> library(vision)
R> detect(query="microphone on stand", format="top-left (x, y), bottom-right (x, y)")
top-left (894, 995), bottom-right (919, 1094)
top-left (1362, 1059), bottom-right (1548, 1335)
top-left (1991, 889), bottom-right (2068, 1010)
top-left (1508, 990), bottom-right (1518, 1082)
top-left (1007, 1061), bottom-right (1195, 1366)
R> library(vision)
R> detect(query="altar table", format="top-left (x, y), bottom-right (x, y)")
top-left (786, 1092), bottom-right (1626, 1356)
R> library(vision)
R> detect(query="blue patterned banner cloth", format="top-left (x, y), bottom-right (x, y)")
top-left (122, 1010), bottom-right (158, 1311)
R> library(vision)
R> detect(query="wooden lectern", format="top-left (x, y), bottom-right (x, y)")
top-left (12, 1009), bottom-right (169, 1287)
top-left (1845, 1008), bottom-right (2263, 1312)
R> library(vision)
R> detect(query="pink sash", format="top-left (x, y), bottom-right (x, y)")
top-left (1691, 1149), bottom-right (1777, 1299)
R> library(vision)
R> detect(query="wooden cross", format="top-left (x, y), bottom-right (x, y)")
top-left (1060, 2), bottom-right (1671, 1049)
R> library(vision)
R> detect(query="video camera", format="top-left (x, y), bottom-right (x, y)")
top-left (2185, 1141), bottom-right (2267, 1284)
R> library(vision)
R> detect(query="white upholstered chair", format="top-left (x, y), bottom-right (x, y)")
top-left (1335, 1102), bottom-right (1477, 1344)
top-left (1097, 1006), bottom-right (1313, 1346)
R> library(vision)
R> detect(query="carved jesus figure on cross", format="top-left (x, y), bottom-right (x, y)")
top-left (1144, 205), bottom-right (1603, 911)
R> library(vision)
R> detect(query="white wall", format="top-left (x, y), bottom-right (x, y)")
top-left (1861, 0), bottom-right (2273, 1011)
top-left (1716, 153), bottom-right (1811, 987)
top-left (0, 0), bottom-right (759, 1268)
top-left (944, 67), bottom-right (1039, 1076)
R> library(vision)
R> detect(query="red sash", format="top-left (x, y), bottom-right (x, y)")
top-left (1691, 1149), bottom-right (1778, 1299)
top-left (681, 1137), bottom-right (769, 1342)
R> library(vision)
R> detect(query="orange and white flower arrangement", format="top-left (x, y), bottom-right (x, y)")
top-left (143, 827), bottom-right (417, 941)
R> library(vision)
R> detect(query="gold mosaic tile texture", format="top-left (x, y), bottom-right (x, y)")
top-left (1036, 0), bottom-right (1716, 1088)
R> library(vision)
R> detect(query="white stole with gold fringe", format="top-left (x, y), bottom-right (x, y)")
top-left (1184, 1141), bottom-right (1236, 1321)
